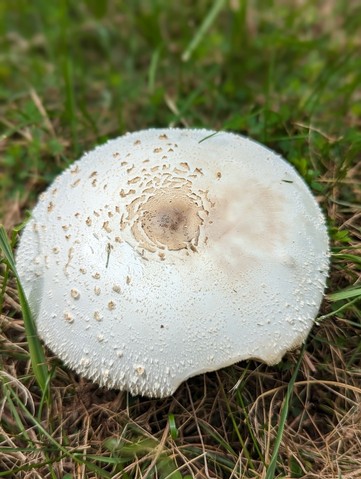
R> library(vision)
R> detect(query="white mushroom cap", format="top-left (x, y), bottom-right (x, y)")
top-left (16, 129), bottom-right (329, 398)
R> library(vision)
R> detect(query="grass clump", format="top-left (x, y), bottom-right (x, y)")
top-left (1, 1), bottom-right (360, 478)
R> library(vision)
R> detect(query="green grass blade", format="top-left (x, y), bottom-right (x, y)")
top-left (236, 389), bottom-right (265, 464)
top-left (168, 413), bottom-right (179, 440)
top-left (318, 296), bottom-right (361, 322)
top-left (182, 0), bottom-right (227, 62)
top-left (0, 225), bottom-right (50, 403)
top-left (148, 47), bottom-right (161, 93)
top-left (265, 345), bottom-right (305, 479)
top-left (62, 55), bottom-right (78, 152)
top-left (1, 386), bottom-right (31, 442)
top-left (328, 287), bottom-right (361, 302)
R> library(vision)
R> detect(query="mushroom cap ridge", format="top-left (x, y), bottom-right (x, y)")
top-left (16, 128), bottom-right (330, 398)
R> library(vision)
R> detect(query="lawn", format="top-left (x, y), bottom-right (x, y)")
top-left (1, 1), bottom-right (360, 478)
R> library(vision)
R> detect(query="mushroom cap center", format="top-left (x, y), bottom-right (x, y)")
top-left (138, 189), bottom-right (203, 251)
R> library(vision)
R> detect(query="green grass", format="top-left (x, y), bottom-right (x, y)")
top-left (1, 1), bottom-right (361, 478)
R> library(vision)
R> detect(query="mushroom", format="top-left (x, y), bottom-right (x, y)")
top-left (16, 129), bottom-right (329, 398)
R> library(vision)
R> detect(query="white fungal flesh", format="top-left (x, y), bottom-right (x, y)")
top-left (16, 129), bottom-right (329, 398)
